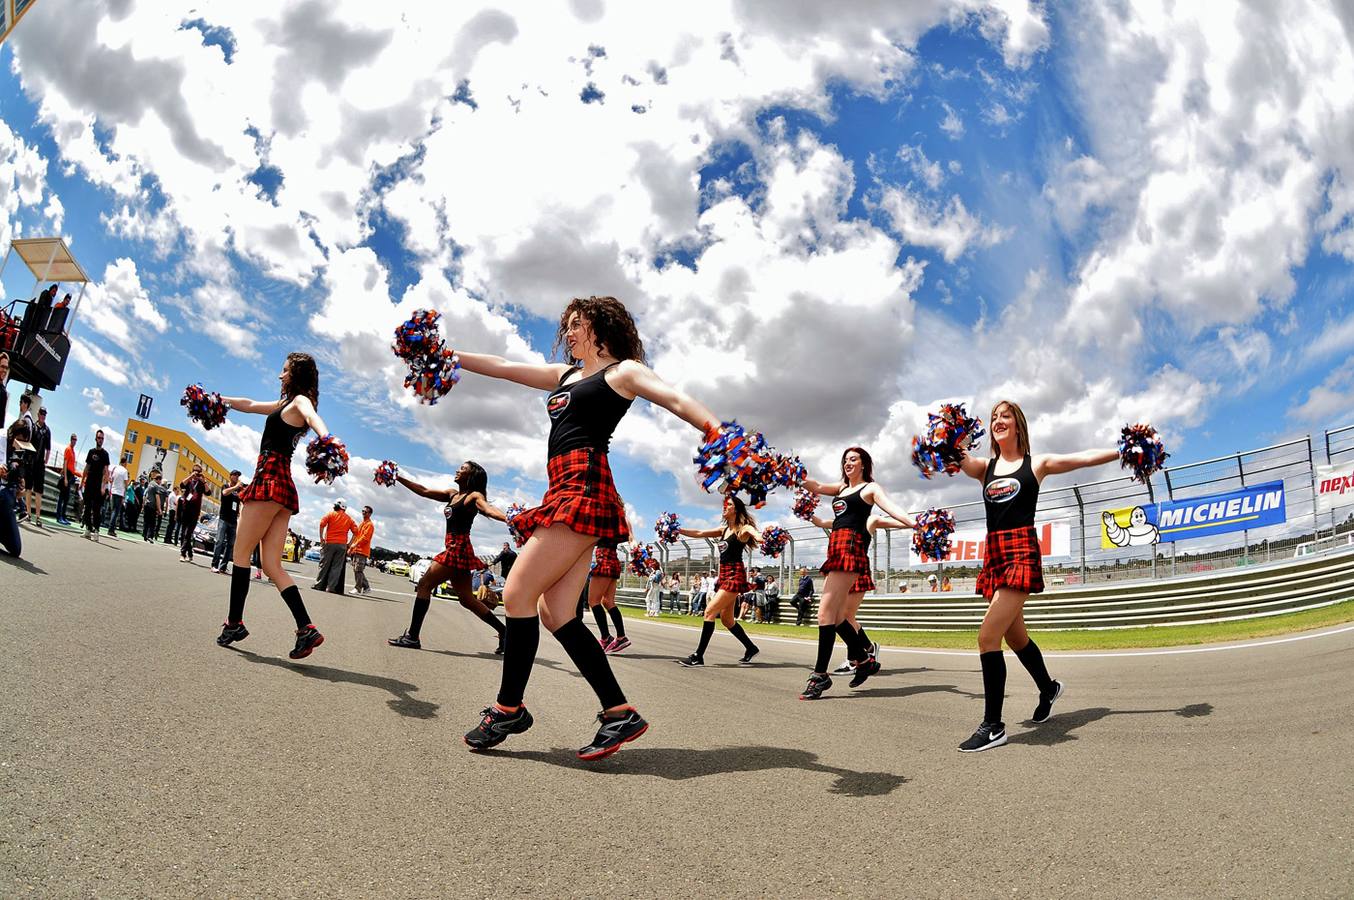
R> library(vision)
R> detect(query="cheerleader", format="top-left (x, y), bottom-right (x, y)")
top-left (807, 513), bottom-right (909, 678)
top-left (676, 495), bottom-right (761, 667)
top-left (216, 353), bottom-right (329, 659)
top-left (386, 462), bottom-right (509, 653)
top-left (458, 295), bottom-right (730, 760)
top-left (799, 447), bottom-right (916, 700)
top-left (587, 537), bottom-right (631, 653)
top-left (955, 400), bottom-right (1118, 752)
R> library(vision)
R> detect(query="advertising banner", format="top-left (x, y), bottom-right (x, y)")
top-left (1100, 481), bottom-right (1286, 547)
top-left (1315, 463), bottom-right (1354, 514)
top-left (910, 520), bottom-right (1071, 566)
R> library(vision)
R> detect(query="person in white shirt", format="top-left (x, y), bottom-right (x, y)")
top-left (107, 461), bottom-right (129, 537)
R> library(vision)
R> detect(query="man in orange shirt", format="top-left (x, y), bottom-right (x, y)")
top-left (347, 505), bottom-right (376, 595)
top-left (56, 433), bottom-right (79, 526)
top-left (312, 499), bottom-right (357, 594)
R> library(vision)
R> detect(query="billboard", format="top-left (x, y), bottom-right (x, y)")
top-left (1101, 480), bottom-right (1287, 547)
top-left (910, 520), bottom-right (1071, 566)
top-left (1315, 463), bottom-right (1354, 514)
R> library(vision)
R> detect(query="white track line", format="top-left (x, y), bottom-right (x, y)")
top-left (621, 615), bottom-right (1354, 659)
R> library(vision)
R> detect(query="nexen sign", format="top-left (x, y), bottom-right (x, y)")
top-left (1315, 464), bottom-right (1354, 514)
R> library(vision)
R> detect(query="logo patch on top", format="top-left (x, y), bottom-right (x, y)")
top-left (717, 540), bottom-right (728, 554)
top-left (985, 477), bottom-right (1020, 503)
top-left (832, 499), bottom-right (847, 515)
top-left (547, 391), bottom-right (571, 418)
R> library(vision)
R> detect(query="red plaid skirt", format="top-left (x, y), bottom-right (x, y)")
top-left (238, 451), bottom-right (299, 514)
top-left (513, 449), bottom-right (627, 542)
top-left (850, 570), bottom-right (875, 594)
top-left (716, 561), bottom-right (750, 595)
top-left (434, 532), bottom-right (486, 571)
top-left (976, 526), bottom-right (1044, 599)
top-left (591, 545), bottom-right (621, 580)
top-left (821, 528), bottom-right (870, 574)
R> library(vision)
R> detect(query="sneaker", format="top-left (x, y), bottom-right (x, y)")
top-left (464, 705), bottom-right (534, 751)
top-left (387, 632), bottom-right (421, 650)
top-left (16, 510), bottom-right (27, 523)
top-left (577, 708), bottom-right (648, 761)
top-left (869, 640), bottom-right (880, 658)
top-left (34, 518), bottom-right (44, 529)
top-left (799, 673), bottom-right (832, 700)
top-left (1031, 680), bottom-right (1065, 724)
top-left (82, 531), bottom-right (92, 541)
top-left (738, 646), bottom-right (760, 665)
top-left (607, 636), bottom-right (631, 654)
top-left (832, 659), bottom-right (857, 675)
top-left (849, 656), bottom-right (881, 688)
top-left (288, 625), bottom-right (325, 659)
top-left (958, 721), bottom-right (1008, 752)
top-left (598, 635), bottom-right (615, 652)
top-left (677, 653), bottom-right (704, 667)
top-left (216, 622), bottom-right (249, 646)
top-left (91, 532), bottom-right (101, 543)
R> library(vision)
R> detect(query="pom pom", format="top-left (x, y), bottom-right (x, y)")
top-left (304, 434), bottom-right (350, 485)
top-left (653, 511), bottom-right (681, 545)
top-left (627, 543), bottom-right (659, 577)
top-left (759, 524), bottom-right (790, 558)
top-left (911, 507), bottom-right (956, 563)
top-left (693, 421), bottom-right (803, 508)
top-left (180, 383), bottom-right (228, 431)
top-left (393, 309), bottom-right (461, 404)
top-left (1118, 423), bottom-right (1169, 484)
top-left (910, 403), bottom-right (986, 479)
top-left (504, 503), bottom-right (528, 548)
top-left (373, 460), bottom-right (399, 487)
top-left (791, 487), bottom-right (820, 522)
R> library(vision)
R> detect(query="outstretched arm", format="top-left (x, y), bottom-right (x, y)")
top-left (612, 360), bottom-right (718, 433)
top-left (456, 351), bottom-right (573, 392)
top-left (289, 396), bottom-right (328, 438)
top-left (809, 514), bottom-right (833, 529)
top-left (957, 449), bottom-right (987, 481)
top-left (221, 396), bottom-right (284, 416)
top-left (868, 515), bottom-right (910, 533)
top-left (395, 473), bottom-right (453, 502)
top-left (678, 526), bottom-right (722, 539)
top-left (1035, 448), bottom-right (1118, 479)
top-left (800, 476), bottom-right (841, 496)
top-left (473, 493), bottom-right (508, 523)
top-left (862, 484), bottom-right (916, 529)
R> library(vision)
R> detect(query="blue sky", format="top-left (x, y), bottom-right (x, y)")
top-left (1, 1), bottom-right (1351, 555)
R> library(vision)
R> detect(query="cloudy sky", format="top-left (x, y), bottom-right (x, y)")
top-left (1, 0), bottom-right (1352, 556)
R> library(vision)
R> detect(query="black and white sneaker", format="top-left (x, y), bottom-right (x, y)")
top-left (958, 721), bottom-right (1008, 752)
top-left (216, 622), bottom-right (249, 646)
top-left (799, 673), bottom-right (832, 700)
top-left (832, 660), bottom-right (857, 675)
top-left (464, 705), bottom-right (534, 751)
top-left (677, 654), bottom-right (704, 668)
top-left (848, 656), bottom-right (881, 688)
top-left (387, 632), bottom-right (421, 650)
top-left (288, 625), bottom-right (325, 659)
top-left (577, 708), bottom-right (648, 760)
top-left (1031, 680), bottom-right (1064, 723)
top-left (738, 646), bottom-right (760, 665)
top-left (869, 640), bottom-right (880, 658)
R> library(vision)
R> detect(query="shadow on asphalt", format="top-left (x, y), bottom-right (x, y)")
top-left (227, 647), bottom-right (441, 719)
top-left (833, 680), bottom-right (983, 702)
top-left (1009, 702), bottom-right (1214, 746)
top-left (0, 553), bottom-right (47, 574)
top-left (495, 745), bottom-right (908, 797)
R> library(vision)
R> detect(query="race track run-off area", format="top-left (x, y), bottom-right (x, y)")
top-left (3, 527), bottom-right (1351, 898)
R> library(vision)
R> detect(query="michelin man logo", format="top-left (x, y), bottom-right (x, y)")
top-left (1102, 506), bottom-right (1159, 547)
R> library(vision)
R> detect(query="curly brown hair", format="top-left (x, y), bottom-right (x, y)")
top-left (553, 296), bottom-right (647, 365)
top-left (280, 352), bottom-right (320, 409)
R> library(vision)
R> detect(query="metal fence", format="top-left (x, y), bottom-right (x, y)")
top-left (617, 422), bottom-right (1354, 596)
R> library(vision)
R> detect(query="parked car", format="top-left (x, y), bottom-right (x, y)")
top-left (192, 514), bottom-right (217, 553)
top-left (304, 547), bottom-right (323, 562)
top-left (386, 559), bottom-right (411, 577)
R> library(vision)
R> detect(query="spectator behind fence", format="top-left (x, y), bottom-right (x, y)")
top-left (942, 575), bottom-right (953, 592)
top-left (763, 573), bottom-right (781, 623)
top-left (644, 565), bottom-right (663, 617)
top-left (791, 567), bottom-right (815, 626)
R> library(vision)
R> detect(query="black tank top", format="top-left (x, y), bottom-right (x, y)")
top-left (445, 496), bottom-right (478, 535)
top-left (259, 405), bottom-right (308, 456)
top-left (718, 529), bottom-right (751, 565)
top-left (545, 363), bottom-right (633, 458)
top-left (831, 486), bottom-right (873, 537)
top-left (983, 455), bottom-right (1040, 532)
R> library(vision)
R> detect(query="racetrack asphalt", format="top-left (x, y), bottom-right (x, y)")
top-left (3, 521), bottom-right (1352, 898)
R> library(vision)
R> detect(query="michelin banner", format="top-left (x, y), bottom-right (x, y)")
top-left (910, 520), bottom-right (1071, 566)
top-left (1101, 480), bottom-right (1287, 548)
top-left (1315, 463), bottom-right (1354, 514)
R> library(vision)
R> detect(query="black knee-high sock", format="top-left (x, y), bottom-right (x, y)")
top-left (835, 621), bottom-right (867, 661)
top-left (279, 585), bottom-right (311, 629)
top-left (856, 625), bottom-right (871, 647)
top-left (478, 610), bottom-right (506, 636)
top-left (408, 595), bottom-right (431, 639)
top-left (728, 621), bottom-right (756, 651)
top-left (552, 617), bottom-right (627, 709)
top-left (607, 606), bottom-right (625, 637)
top-left (1014, 640), bottom-right (1055, 693)
top-left (695, 620), bottom-right (716, 657)
top-left (980, 650), bottom-right (1006, 724)
top-left (497, 616), bottom-right (540, 708)
top-left (228, 566), bottom-right (251, 623)
top-left (814, 624), bottom-right (836, 674)
top-left (592, 605), bottom-right (612, 640)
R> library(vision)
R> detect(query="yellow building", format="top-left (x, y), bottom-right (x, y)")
top-left (120, 418), bottom-right (233, 515)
